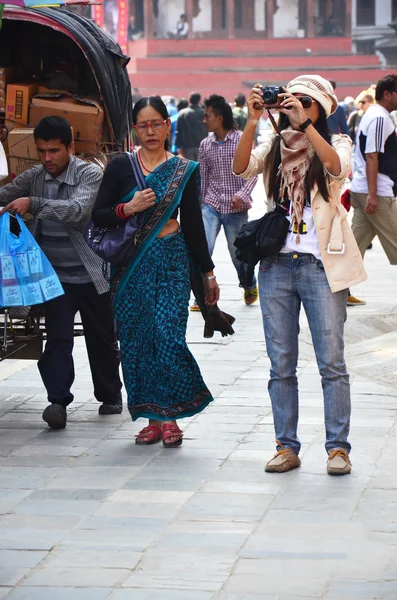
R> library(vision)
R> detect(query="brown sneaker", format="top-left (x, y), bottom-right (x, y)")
top-left (327, 448), bottom-right (351, 476)
top-left (347, 295), bottom-right (366, 306)
top-left (265, 441), bottom-right (301, 473)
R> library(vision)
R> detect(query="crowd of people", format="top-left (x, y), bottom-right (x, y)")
top-left (1, 72), bottom-right (396, 477)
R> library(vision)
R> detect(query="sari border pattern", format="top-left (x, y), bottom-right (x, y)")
top-left (134, 157), bottom-right (189, 248)
top-left (112, 157), bottom-right (194, 307)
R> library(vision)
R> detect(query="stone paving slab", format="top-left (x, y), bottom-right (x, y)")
top-left (0, 189), bottom-right (397, 598)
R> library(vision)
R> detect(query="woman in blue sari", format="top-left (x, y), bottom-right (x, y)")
top-left (92, 96), bottom-right (219, 447)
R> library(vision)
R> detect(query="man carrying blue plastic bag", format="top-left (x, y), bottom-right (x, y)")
top-left (0, 116), bottom-right (123, 429)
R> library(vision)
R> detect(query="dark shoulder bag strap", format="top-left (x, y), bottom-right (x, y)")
top-left (126, 151), bottom-right (147, 191)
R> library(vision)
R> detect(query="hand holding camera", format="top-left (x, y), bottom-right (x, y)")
top-left (249, 84), bottom-right (314, 131)
top-left (247, 84), bottom-right (266, 123)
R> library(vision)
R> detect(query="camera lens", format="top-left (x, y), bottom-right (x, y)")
top-left (262, 89), bottom-right (277, 105)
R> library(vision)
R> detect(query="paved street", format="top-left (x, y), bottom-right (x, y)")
top-left (1, 188), bottom-right (397, 599)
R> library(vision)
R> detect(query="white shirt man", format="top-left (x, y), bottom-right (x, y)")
top-left (169, 15), bottom-right (189, 39)
top-left (350, 76), bottom-right (397, 267)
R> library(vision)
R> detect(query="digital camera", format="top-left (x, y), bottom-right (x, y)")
top-left (262, 86), bottom-right (283, 106)
top-left (261, 86), bottom-right (313, 109)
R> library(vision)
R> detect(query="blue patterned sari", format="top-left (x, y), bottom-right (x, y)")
top-left (112, 157), bottom-right (213, 421)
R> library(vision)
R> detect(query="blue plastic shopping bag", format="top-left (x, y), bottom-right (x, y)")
top-left (0, 212), bottom-right (64, 307)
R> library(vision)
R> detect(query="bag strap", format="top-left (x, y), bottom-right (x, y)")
top-left (126, 151), bottom-right (147, 191)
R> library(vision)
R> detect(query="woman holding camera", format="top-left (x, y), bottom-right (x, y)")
top-left (233, 75), bottom-right (366, 475)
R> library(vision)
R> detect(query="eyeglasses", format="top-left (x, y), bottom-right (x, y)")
top-left (133, 119), bottom-right (167, 133)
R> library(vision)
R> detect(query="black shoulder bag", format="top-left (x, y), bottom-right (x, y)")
top-left (234, 204), bottom-right (289, 288)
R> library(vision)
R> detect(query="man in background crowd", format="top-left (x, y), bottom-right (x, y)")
top-left (328, 81), bottom-right (349, 134)
top-left (128, 14), bottom-right (144, 41)
top-left (232, 93), bottom-right (248, 131)
top-left (167, 97), bottom-right (178, 117)
top-left (131, 87), bottom-right (142, 106)
top-left (194, 94), bottom-right (258, 309)
top-left (168, 98), bottom-right (188, 154)
top-left (176, 92), bottom-right (207, 161)
top-left (350, 75), bottom-right (397, 303)
top-left (348, 93), bottom-right (375, 143)
top-left (168, 13), bottom-right (189, 39)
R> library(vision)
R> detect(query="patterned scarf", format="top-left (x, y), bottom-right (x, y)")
top-left (278, 129), bottom-right (315, 244)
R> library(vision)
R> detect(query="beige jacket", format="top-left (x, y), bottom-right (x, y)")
top-left (236, 133), bottom-right (367, 293)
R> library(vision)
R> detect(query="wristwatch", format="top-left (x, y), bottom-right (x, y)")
top-left (299, 118), bottom-right (313, 132)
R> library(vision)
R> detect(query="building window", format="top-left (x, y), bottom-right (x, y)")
top-left (356, 0), bottom-right (375, 26)
top-left (393, 0), bottom-right (397, 19)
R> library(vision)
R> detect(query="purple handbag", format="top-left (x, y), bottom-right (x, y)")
top-left (84, 152), bottom-right (146, 268)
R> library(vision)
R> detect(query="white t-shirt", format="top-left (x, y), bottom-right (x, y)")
top-left (280, 204), bottom-right (321, 260)
top-left (175, 21), bottom-right (189, 36)
top-left (351, 104), bottom-right (397, 197)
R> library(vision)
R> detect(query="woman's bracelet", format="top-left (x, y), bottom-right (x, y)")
top-left (204, 275), bottom-right (216, 281)
top-left (115, 204), bottom-right (128, 219)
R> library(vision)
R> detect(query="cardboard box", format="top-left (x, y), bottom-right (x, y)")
top-left (29, 94), bottom-right (104, 155)
top-left (8, 128), bottom-right (39, 178)
top-left (6, 83), bottom-right (38, 130)
top-left (0, 68), bottom-right (21, 113)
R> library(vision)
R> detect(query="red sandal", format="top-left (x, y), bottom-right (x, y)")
top-left (162, 423), bottom-right (183, 448)
top-left (135, 425), bottom-right (162, 445)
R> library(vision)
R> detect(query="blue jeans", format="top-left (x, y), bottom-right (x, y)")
top-left (201, 204), bottom-right (257, 289)
top-left (258, 253), bottom-right (351, 455)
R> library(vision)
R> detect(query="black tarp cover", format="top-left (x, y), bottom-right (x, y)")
top-left (8, 7), bottom-right (133, 148)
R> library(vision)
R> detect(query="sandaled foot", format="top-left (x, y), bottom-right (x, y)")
top-left (162, 423), bottom-right (183, 448)
top-left (135, 425), bottom-right (162, 445)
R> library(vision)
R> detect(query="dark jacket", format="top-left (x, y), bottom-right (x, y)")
top-left (175, 105), bottom-right (207, 149)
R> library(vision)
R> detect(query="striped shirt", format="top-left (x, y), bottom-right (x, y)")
top-left (41, 170), bottom-right (91, 284)
top-left (0, 156), bottom-right (107, 294)
top-left (198, 129), bottom-right (257, 214)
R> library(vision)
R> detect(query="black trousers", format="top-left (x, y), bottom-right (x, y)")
top-left (38, 282), bottom-right (122, 407)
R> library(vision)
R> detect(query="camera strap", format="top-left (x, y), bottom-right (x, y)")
top-left (266, 108), bottom-right (290, 149)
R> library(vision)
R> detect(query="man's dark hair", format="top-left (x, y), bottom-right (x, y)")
top-left (204, 94), bottom-right (236, 131)
top-left (330, 80), bottom-right (337, 90)
top-left (33, 116), bottom-right (73, 147)
top-left (180, 13), bottom-right (187, 19)
top-left (234, 93), bottom-right (246, 108)
top-left (375, 74), bottom-right (397, 101)
top-left (189, 92), bottom-right (201, 106)
top-left (177, 98), bottom-right (189, 111)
